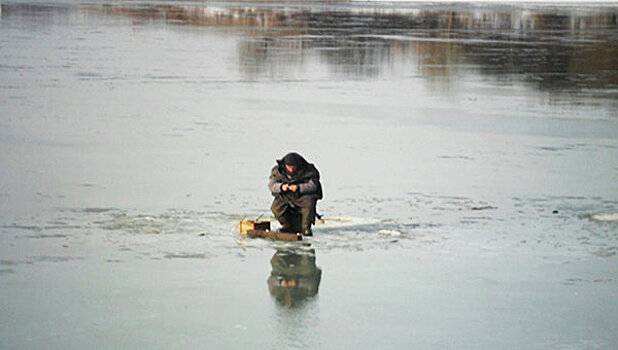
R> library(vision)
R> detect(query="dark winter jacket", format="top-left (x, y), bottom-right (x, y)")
top-left (268, 154), bottom-right (323, 200)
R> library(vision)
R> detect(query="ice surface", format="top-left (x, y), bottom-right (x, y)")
top-left (1, 1), bottom-right (617, 349)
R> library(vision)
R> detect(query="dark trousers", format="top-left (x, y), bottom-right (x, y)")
top-left (271, 194), bottom-right (316, 232)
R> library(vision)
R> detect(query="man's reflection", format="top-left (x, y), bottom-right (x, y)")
top-left (267, 248), bottom-right (321, 307)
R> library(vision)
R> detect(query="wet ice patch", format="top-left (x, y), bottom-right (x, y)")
top-left (470, 205), bottom-right (497, 211)
top-left (0, 224), bottom-right (42, 231)
top-left (103, 214), bottom-right (167, 234)
top-left (163, 252), bottom-right (211, 260)
top-left (74, 207), bottom-right (118, 214)
top-left (591, 247), bottom-right (617, 258)
top-left (25, 233), bottom-right (68, 239)
top-left (101, 211), bottom-right (213, 235)
top-left (438, 155), bottom-right (475, 160)
top-left (31, 256), bottom-right (84, 263)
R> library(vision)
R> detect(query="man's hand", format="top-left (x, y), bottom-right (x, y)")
top-left (281, 183), bottom-right (298, 192)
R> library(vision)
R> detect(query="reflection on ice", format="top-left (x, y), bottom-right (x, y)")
top-left (268, 247), bottom-right (322, 307)
top-left (74, 1), bottom-right (618, 109)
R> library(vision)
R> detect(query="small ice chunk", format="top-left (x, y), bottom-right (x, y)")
top-left (378, 229), bottom-right (402, 237)
top-left (590, 213), bottom-right (618, 222)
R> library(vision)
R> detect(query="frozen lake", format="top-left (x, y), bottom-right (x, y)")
top-left (1, 1), bottom-right (617, 348)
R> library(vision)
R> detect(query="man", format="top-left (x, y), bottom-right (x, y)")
top-left (268, 152), bottom-right (322, 236)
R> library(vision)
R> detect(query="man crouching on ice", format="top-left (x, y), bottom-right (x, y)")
top-left (269, 152), bottom-right (322, 236)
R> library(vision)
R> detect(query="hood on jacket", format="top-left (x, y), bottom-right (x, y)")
top-left (277, 152), bottom-right (308, 170)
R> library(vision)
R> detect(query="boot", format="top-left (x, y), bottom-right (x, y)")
top-left (277, 212), bottom-right (296, 233)
top-left (301, 227), bottom-right (313, 237)
top-left (299, 205), bottom-right (315, 236)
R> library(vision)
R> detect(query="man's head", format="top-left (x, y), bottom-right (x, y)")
top-left (281, 152), bottom-right (305, 174)
top-left (285, 164), bottom-right (298, 174)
